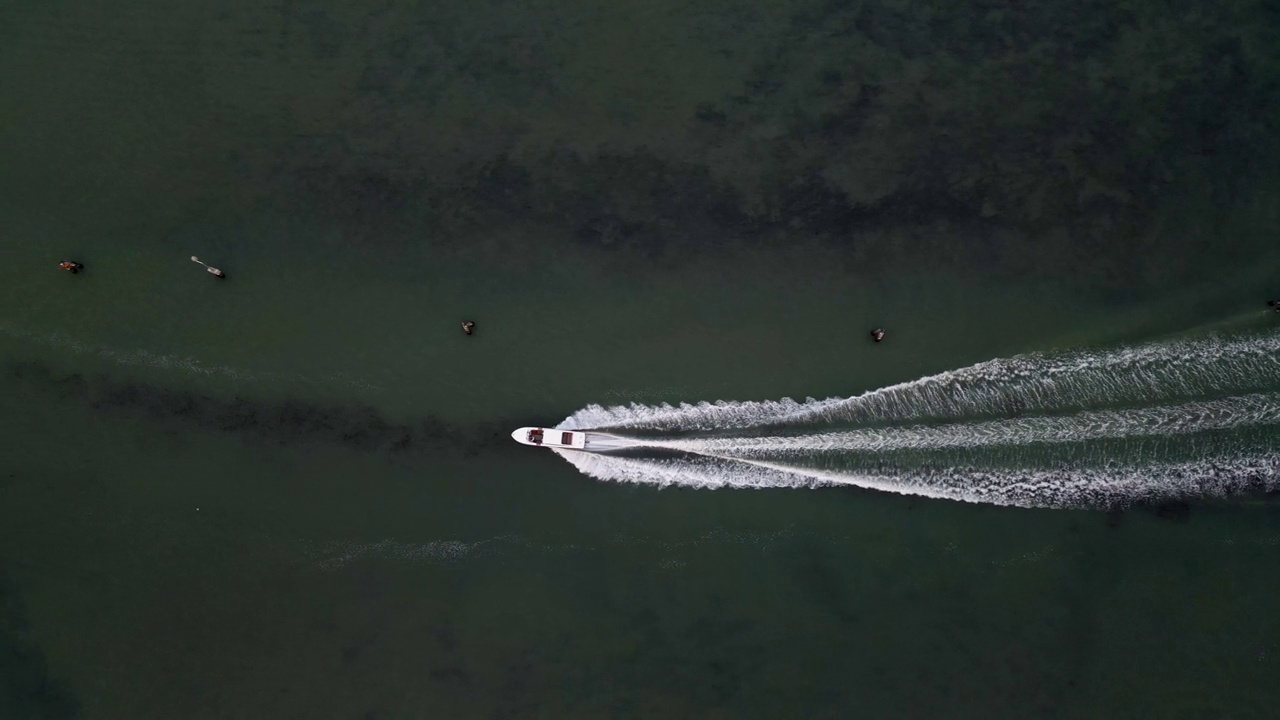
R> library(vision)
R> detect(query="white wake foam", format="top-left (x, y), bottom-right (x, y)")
top-left (650, 393), bottom-right (1280, 456)
top-left (554, 331), bottom-right (1280, 508)
top-left (555, 446), bottom-right (1280, 508)
top-left (559, 332), bottom-right (1280, 432)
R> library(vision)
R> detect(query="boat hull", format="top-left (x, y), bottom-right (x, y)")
top-left (511, 427), bottom-right (587, 450)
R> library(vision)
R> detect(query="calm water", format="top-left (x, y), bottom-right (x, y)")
top-left (3, 1), bottom-right (1280, 718)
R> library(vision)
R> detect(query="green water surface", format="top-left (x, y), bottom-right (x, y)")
top-left (3, 0), bottom-right (1280, 717)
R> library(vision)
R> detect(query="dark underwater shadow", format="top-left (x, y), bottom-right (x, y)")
top-left (0, 570), bottom-right (80, 720)
top-left (8, 359), bottom-right (552, 462)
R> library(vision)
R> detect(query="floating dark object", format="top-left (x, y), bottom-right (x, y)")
top-left (1268, 300), bottom-right (1279, 312)
top-left (461, 320), bottom-right (476, 335)
top-left (58, 261), bottom-right (84, 274)
top-left (870, 327), bottom-right (886, 343)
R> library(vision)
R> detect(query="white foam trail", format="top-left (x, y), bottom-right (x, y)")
top-left (558, 442), bottom-right (950, 496)
top-left (649, 393), bottom-right (1280, 456)
top-left (553, 331), bottom-right (1280, 508)
top-left (583, 432), bottom-right (643, 452)
top-left (558, 448), bottom-right (1280, 508)
top-left (559, 332), bottom-right (1280, 432)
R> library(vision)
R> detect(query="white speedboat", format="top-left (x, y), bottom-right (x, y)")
top-left (511, 427), bottom-right (587, 450)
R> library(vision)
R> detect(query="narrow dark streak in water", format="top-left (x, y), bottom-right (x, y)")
top-left (8, 360), bottom-right (548, 459)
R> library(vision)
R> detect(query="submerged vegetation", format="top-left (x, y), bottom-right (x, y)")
top-left (7, 0), bottom-right (1279, 279)
top-left (211, 0), bottom-right (1280, 278)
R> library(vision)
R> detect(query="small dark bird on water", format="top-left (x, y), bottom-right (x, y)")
top-left (461, 320), bottom-right (476, 335)
top-left (870, 327), bottom-right (886, 343)
top-left (1269, 300), bottom-right (1280, 312)
top-left (58, 261), bottom-right (84, 274)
